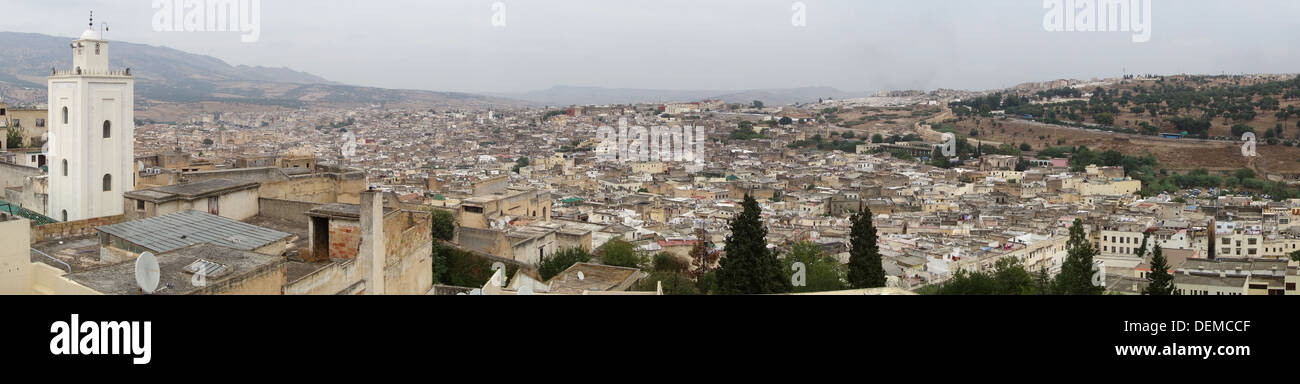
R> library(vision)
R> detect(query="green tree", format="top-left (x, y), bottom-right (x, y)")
top-left (715, 195), bottom-right (792, 294)
top-left (1289, 250), bottom-right (1300, 263)
top-left (512, 157), bottom-right (531, 173)
top-left (783, 241), bottom-right (847, 293)
top-left (931, 258), bottom-right (1038, 295)
top-left (1053, 219), bottom-right (1104, 295)
top-left (635, 270), bottom-right (700, 295)
top-left (1035, 268), bottom-right (1053, 295)
top-left (600, 239), bottom-right (644, 269)
top-left (5, 128), bottom-right (23, 149)
top-left (430, 209), bottom-right (456, 242)
top-left (1142, 246), bottom-right (1174, 295)
top-left (538, 247), bottom-right (594, 281)
top-left (1134, 231), bottom-right (1151, 259)
top-left (847, 207), bottom-right (886, 288)
top-left (650, 252), bottom-right (689, 273)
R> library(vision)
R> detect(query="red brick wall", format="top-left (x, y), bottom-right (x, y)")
top-left (329, 220), bottom-right (361, 260)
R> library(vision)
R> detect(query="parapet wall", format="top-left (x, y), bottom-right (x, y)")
top-left (30, 214), bottom-right (126, 243)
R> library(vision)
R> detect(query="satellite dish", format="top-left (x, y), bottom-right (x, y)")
top-left (135, 252), bottom-right (160, 294)
top-left (577, 271), bottom-right (586, 281)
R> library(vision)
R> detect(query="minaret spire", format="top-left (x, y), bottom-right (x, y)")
top-left (89, 11), bottom-right (94, 29)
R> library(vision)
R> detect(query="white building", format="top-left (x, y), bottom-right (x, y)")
top-left (47, 21), bottom-right (135, 222)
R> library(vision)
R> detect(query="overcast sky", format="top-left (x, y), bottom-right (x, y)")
top-left (3, 0), bottom-right (1299, 94)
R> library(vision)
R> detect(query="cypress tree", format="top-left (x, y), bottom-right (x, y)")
top-left (1134, 231), bottom-right (1150, 259)
top-left (715, 195), bottom-right (792, 294)
top-left (1035, 267), bottom-right (1053, 295)
top-left (1143, 246), bottom-right (1175, 295)
top-left (1054, 219), bottom-right (1104, 295)
top-left (847, 206), bottom-right (886, 288)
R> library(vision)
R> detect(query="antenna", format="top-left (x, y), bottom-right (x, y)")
top-left (135, 252), bottom-right (160, 294)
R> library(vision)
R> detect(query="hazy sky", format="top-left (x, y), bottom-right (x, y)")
top-left (3, 0), bottom-right (1299, 94)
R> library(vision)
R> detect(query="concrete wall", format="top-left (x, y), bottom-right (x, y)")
top-left (191, 260), bottom-right (286, 295)
top-left (284, 260), bottom-right (362, 295)
top-left (381, 210), bottom-right (434, 294)
top-left (0, 161), bottom-right (42, 190)
top-left (0, 218), bottom-right (31, 294)
top-left (29, 263), bottom-right (100, 295)
top-left (257, 198), bottom-right (321, 223)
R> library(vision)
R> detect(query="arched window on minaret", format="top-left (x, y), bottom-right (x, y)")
top-left (61, 210), bottom-right (68, 222)
top-left (102, 174), bottom-right (112, 192)
top-left (62, 107), bottom-right (69, 124)
top-left (103, 120), bottom-right (111, 138)
top-left (62, 160), bottom-right (68, 176)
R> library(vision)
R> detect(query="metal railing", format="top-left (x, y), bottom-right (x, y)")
top-left (30, 249), bottom-right (72, 273)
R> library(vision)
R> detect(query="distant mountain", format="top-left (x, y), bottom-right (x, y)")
top-left (0, 31), bottom-right (522, 108)
top-left (496, 85), bottom-right (870, 107)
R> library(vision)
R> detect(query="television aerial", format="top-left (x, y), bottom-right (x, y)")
top-left (135, 252), bottom-right (160, 294)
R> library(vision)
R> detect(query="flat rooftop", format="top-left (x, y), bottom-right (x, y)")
top-left (125, 179), bottom-right (259, 203)
top-left (97, 210), bottom-right (294, 253)
top-left (64, 244), bottom-right (284, 295)
top-left (545, 263), bottom-right (645, 294)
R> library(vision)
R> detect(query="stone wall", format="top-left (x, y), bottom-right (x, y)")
top-left (30, 214), bottom-right (126, 243)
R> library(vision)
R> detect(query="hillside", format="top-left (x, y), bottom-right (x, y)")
top-left (0, 32), bottom-right (523, 109)
top-left (496, 85), bottom-right (867, 106)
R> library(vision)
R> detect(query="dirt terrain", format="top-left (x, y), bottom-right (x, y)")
top-left (955, 116), bottom-right (1300, 177)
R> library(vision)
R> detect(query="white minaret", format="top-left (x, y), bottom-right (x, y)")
top-left (47, 12), bottom-right (135, 222)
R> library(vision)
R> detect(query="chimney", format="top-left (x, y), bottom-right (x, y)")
top-left (359, 190), bottom-right (387, 295)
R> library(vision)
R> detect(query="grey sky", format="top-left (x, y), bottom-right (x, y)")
top-left (3, 0), bottom-right (1298, 94)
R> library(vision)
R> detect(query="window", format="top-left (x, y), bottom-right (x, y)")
top-left (11, 119), bottom-right (18, 127)
top-left (103, 121), bottom-right (111, 138)
top-left (135, 200), bottom-right (145, 211)
top-left (102, 174), bottom-right (112, 191)
top-left (61, 210), bottom-right (67, 222)
top-left (62, 160), bottom-right (68, 176)
top-left (36, 118), bottom-right (44, 127)
top-left (62, 107), bottom-right (68, 124)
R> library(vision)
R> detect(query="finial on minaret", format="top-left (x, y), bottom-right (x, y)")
top-left (90, 11), bottom-right (94, 29)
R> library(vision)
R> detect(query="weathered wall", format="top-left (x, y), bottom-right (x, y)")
top-left (29, 263), bottom-right (101, 295)
top-left (0, 161), bottom-right (42, 190)
top-left (328, 220), bottom-right (362, 261)
top-left (0, 218), bottom-right (31, 294)
top-left (380, 210), bottom-right (434, 294)
top-left (257, 198), bottom-right (322, 224)
top-left (191, 260), bottom-right (286, 295)
top-left (284, 260), bottom-right (362, 295)
top-left (262, 176), bottom-right (338, 203)
top-left (30, 214), bottom-right (126, 243)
